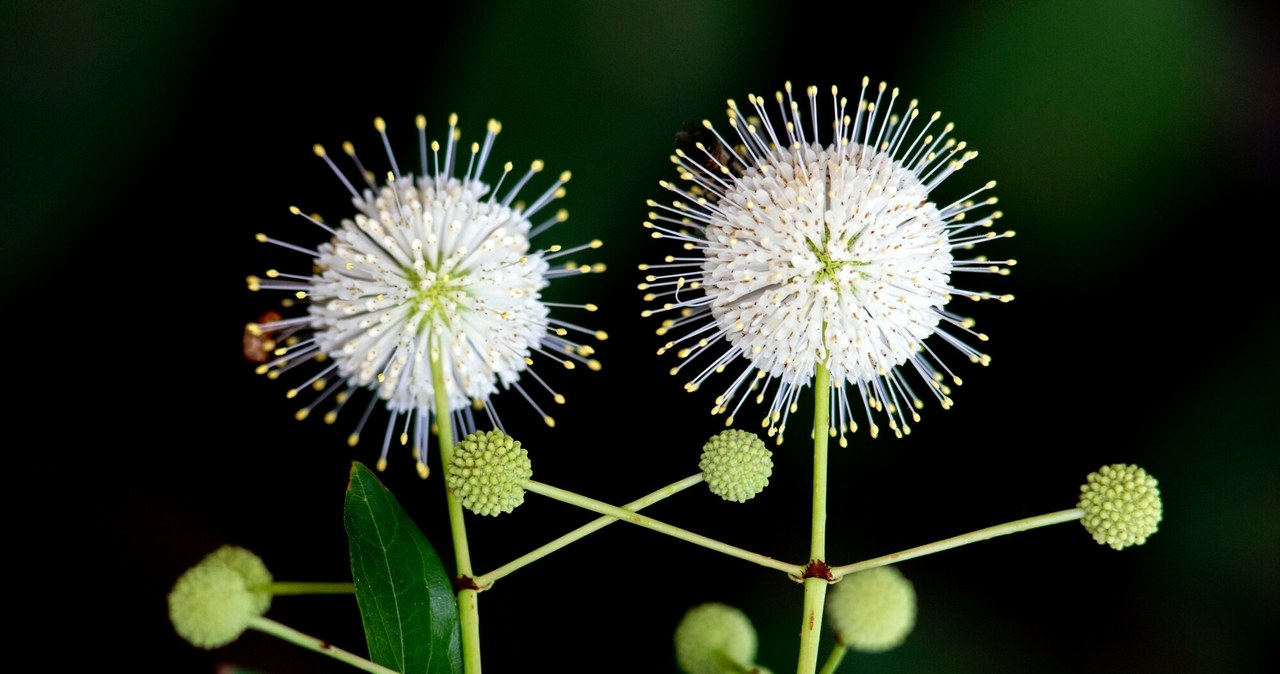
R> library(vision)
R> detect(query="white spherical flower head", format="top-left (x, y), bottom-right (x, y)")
top-left (703, 143), bottom-right (949, 390)
top-left (1078, 463), bottom-right (1162, 550)
top-left (310, 176), bottom-right (550, 414)
top-left (646, 81), bottom-right (1013, 444)
top-left (249, 115), bottom-right (604, 476)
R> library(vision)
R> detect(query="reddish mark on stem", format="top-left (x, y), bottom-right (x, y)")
top-left (801, 559), bottom-right (832, 581)
top-left (453, 575), bottom-right (479, 592)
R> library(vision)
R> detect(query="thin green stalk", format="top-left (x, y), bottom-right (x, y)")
top-left (248, 616), bottom-right (399, 674)
top-left (524, 479), bottom-right (804, 576)
top-left (431, 353), bottom-right (482, 674)
top-left (797, 362), bottom-right (832, 674)
top-left (475, 474), bottom-right (706, 588)
top-left (261, 582), bottom-right (355, 595)
top-left (830, 508), bottom-right (1085, 578)
top-left (817, 644), bottom-right (847, 674)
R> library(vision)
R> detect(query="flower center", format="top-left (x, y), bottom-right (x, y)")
top-left (806, 234), bottom-right (868, 286)
top-left (411, 268), bottom-right (469, 327)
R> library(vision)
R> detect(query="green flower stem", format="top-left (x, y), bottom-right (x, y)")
top-left (430, 352), bottom-right (482, 674)
top-left (797, 362), bottom-right (832, 674)
top-left (261, 582), bottom-right (355, 595)
top-left (248, 615), bottom-right (399, 674)
top-left (817, 644), bottom-right (847, 674)
top-left (523, 479), bottom-right (804, 576)
top-left (829, 508), bottom-right (1085, 579)
top-left (475, 473), bottom-right (706, 588)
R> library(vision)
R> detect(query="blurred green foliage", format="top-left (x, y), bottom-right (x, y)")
top-left (0, 1), bottom-right (222, 294)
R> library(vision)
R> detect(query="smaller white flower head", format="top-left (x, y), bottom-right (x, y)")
top-left (249, 115), bottom-right (604, 476)
top-left (644, 80), bottom-right (1013, 444)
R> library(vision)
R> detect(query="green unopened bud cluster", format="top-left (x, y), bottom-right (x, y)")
top-left (827, 566), bottom-right (916, 653)
top-left (447, 429), bottom-right (533, 516)
top-left (674, 602), bottom-right (759, 674)
top-left (1078, 463), bottom-right (1162, 550)
top-left (168, 545), bottom-right (272, 649)
top-left (700, 429), bottom-right (773, 503)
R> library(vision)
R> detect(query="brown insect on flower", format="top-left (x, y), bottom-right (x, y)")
top-left (242, 310), bottom-right (283, 363)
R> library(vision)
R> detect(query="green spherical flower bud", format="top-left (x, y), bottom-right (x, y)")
top-left (447, 429), bottom-right (532, 516)
top-left (827, 566), bottom-right (916, 653)
top-left (674, 602), bottom-right (757, 674)
top-left (1078, 463), bottom-right (1162, 550)
top-left (201, 545), bottom-right (273, 615)
top-left (169, 562), bottom-right (263, 649)
top-left (700, 429), bottom-right (772, 503)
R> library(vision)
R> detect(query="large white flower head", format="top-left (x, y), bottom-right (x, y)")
top-left (248, 115), bottom-right (604, 477)
top-left (643, 80), bottom-right (1013, 444)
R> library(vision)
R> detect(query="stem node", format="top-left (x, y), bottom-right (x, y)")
top-left (800, 559), bottom-right (833, 581)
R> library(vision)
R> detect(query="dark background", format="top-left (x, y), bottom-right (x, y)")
top-left (5, 1), bottom-right (1276, 672)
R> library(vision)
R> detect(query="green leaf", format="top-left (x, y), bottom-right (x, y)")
top-left (345, 462), bottom-right (462, 674)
